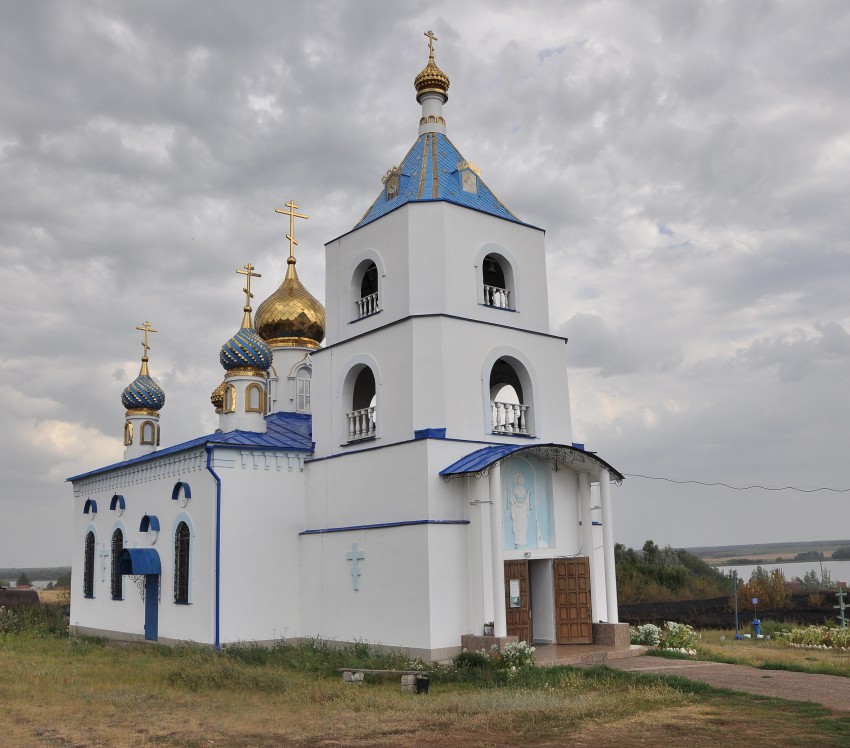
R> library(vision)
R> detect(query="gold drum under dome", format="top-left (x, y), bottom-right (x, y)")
top-left (255, 258), bottom-right (325, 349)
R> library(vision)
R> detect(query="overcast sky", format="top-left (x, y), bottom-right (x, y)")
top-left (2, 1), bottom-right (849, 567)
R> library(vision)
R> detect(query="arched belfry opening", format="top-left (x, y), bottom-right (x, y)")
top-left (482, 253), bottom-right (514, 309)
top-left (353, 260), bottom-right (380, 319)
top-left (489, 357), bottom-right (531, 435)
top-left (345, 365), bottom-right (377, 441)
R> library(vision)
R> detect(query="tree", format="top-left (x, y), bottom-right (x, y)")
top-left (832, 547), bottom-right (850, 560)
top-left (16, 572), bottom-right (31, 587)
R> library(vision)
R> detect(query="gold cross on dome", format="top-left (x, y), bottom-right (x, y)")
top-left (236, 263), bottom-right (262, 310)
top-left (274, 200), bottom-right (309, 261)
top-left (135, 321), bottom-right (157, 361)
top-left (424, 30), bottom-right (438, 57)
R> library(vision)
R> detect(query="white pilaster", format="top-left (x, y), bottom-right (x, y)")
top-left (578, 471), bottom-right (599, 622)
top-left (489, 462), bottom-right (507, 637)
top-left (599, 469), bottom-right (618, 623)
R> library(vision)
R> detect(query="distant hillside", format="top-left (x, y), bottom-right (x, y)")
top-left (687, 540), bottom-right (850, 564)
top-left (0, 567), bottom-right (71, 582)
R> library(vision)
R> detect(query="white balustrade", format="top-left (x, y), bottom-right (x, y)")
top-left (491, 400), bottom-right (529, 435)
top-left (356, 292), bottom-right (380, 318)
top-left (347, 406), bottom-right (377, 441)
top-left (483, 285), bottom-right (511, 309)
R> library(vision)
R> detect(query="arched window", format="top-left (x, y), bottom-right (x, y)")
top-left (345, 366), bottom-right (377, 441)
top-left (123, 421), bottom-right (133, 446)
top-left (174, 522), bottom-right (190, 604)
top-left (140, 420), bottom-right (156, 445)
top-left (353, 260), bottom-right (380, 319)
top-left (489, 357), bottom-right (532, 435)
top-left (295, 367), bottom-right (311, 413)
top-left (111, 528), bottom-right (124, 600)
top-left (83, 531), bottom-right (95, 598)
top-left (245, 382), bottom-right (265, 413)
top-left (224, 384), bottom-right (236, 413)
top-left (482, 253), bottom-right (514, 309)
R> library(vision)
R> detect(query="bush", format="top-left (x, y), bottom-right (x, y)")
top-left (778, 625), bottom-right (850, 650)
top-left (630, 624), bottom-right (662, 646)
top-left (0, 604), bottom-right (69, 638)
top-left (630, 621), bottom-right (698, 653)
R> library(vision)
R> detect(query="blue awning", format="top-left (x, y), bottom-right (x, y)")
top-left (117, 548), bottom-right (161, 575)
top-left (110, 494), bottom-right (125, 511)
top-left (83, 498), bottom-right (97, 515)
top-left (140, 514), bottom-right (160, 532)
top-left (440, 442), bottom-right (624, 481)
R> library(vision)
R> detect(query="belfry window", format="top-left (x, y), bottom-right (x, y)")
top-left (355, 261), bottom-right (380, 319)
top-left (489, 357), bottom-right (531, 435)
top-left (111, 528), bottom-right (124, 600)
top-left (245, 382), bottom-right (265, 413)
top-left (346, 366), bottom-right (377, 442)
top-left (174, 522), bottom-right (190, 604)
top-left (224, 384), bottom-right (236, 413)
top-left (123, 421), bottom-right (133, 446)
top-left (482, 254), bottom-right (513, 309)
top-left (83, 531), bottom-right (95, 598)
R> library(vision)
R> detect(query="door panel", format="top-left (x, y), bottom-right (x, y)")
top-left (553, 558), bottom-right (592, 644)
top-left (504, 560), bottom-right (530, 642)
top-left (144, 574), bottom-right (159, 641)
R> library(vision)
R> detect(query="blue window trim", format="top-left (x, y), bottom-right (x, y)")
top-left (300, 519), bottom-right (469, 536)
top-left (171, 481), bottom-right (192, 502)
top-left (83, 498), bottom-right (97, 515)
top-left (110, 494), bottom-right (125, 512)
top-left (139, 514), bottom-right (161, 532)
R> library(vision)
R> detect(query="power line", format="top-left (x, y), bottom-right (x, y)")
top-left (623, 473), bottom-right (850, 493)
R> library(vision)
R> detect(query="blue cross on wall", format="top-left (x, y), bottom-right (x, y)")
top-left (346, 542), bottom-right (365, 591)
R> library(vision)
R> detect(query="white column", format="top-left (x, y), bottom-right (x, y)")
top-left (489, 463), bottom-right (507, 637)
top-left (480, 492), bottom-right (495, 627)
top-left (599, 469), bottom-right (618, 623)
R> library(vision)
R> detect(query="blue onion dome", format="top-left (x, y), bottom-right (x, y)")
top-left (219, 327), bottom-right (273, 371)
top-left (122, 374), bottom-right (166, 411)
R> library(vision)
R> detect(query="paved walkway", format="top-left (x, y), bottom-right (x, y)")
top-left (581, 656), bottom-right (850, 712)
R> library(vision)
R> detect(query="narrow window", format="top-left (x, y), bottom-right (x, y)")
top-left (296, 368), bottom-right (312, 412)
top-left (111, 529), bottom-right (124, 600)
top-left (141, 421), bottom-right (156, 445)
top-left (83, 531), bottom-right (95, 598)
top-left (174, 522), bottom-right (190, 604)
top-left (224, 384), bottom-right (236, 413)
top-left (123, 421), bottom-right (133, 446)
top-left (245, 382), bottom-right (265, 413)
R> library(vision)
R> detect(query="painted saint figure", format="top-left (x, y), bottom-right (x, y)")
top-left (507, 472), bottom-right (533, 547)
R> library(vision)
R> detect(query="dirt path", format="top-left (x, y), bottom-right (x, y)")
top-left (589, 656), bottom-right (850, 712)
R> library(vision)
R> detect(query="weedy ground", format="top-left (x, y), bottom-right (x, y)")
top-left (2, 607), bottom-right (850, 747)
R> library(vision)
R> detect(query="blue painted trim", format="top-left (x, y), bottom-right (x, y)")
top-left (592, 521), bottom-right (602, 526)
top-left (83, 498), bottom-right (97, 515)
top-left (205, 446), bottom-right (222, 652)
top-left (171, 481), bottom-right (192, 501)
top-left (109, 494), bottom-right (125, 511)
top-left (300, 519), bottom-right (469, 536)
top-left (414, 428), bottom-right (446, 440)
top-left (117, 548), bottom-right (161, 575)
top-left (139, 514), bottom-right (160, 533)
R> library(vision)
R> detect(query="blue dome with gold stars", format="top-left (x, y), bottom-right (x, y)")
top-left (220, 327), bottom-right (272, 371)
top-left (122, 374), bottom-right (166, 411)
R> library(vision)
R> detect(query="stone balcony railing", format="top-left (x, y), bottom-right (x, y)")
top-left (491, 401), bottom-right (529, 435)
top-left (347, 406), bottom-right (376, 441)
top-left (356, 292), bottom-right (380, 319)
top-left (483, 284), bottom-right (511, 309)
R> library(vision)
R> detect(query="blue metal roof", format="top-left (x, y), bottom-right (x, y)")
top-left (440, 443), bottom-right (624, 481)
top-left (118, 548), bottom-right (161, 576)
top-left (67, 411), bottom-right (314, 482)
top-left (354, 133), bottom-right (524, 229)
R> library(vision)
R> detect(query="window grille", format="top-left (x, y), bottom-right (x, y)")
top-left (83, 531), bottom-right (95, 598)
top-left (111, 529), bottom-right (124, 599)
top-left (174, 522), bottom-right (190, 603)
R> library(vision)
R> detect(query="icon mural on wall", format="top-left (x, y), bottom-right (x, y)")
top-left (503, 456), bottom-right (552, 550)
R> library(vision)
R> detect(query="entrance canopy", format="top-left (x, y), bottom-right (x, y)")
top-left (117, 548), bottom-right (161, 575)
top-left (439, 443), bottom-right (623, 482)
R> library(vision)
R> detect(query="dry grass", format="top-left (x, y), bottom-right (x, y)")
top-left (696, 628), bottom-right (850, 677)
top-left (2, 626), bottom-right (850, 746)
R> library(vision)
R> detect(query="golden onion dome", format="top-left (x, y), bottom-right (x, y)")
top-left (210, 380), bottom-right (225, 412)
top-left (414, 50), bottom-right (450, 102)
top-left (254, 258), bottom-right (325, 349)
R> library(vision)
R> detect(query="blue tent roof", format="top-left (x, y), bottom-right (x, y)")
top-left (68, 411), bottom-right (314, 482)
top-left (440, 443), bottom-right (624, 481)
top-left (354, 133), bottom-right (531, 230)
top-left (117, 548), bottom-right (161, 575)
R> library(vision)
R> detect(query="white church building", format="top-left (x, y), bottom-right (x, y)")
top-left (69, 35), bottom-right (625, 660)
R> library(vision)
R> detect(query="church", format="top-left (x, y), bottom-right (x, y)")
top-left (69, 33), bottom-right (625, 661)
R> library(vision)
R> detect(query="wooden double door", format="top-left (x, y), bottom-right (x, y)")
top-left (504, 557), bottom-right (592, 644)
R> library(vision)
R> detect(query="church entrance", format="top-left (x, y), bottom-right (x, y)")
top-left (117, 548), bottom-right (161, 642)
top-left (553, 557), bottom-right (592, 644)
top-left (504, 559), bottom-right (530, 642)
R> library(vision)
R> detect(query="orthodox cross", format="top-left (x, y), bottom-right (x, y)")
top-left (135, 321), bottom-right (157, 360)
top-left (98, 543), bottom-right (110, 582)
top-left (346, 542), bottom-right (365, 591)
top-left (424, 29), bottom-right (437, 57)
top-left (274, 200), bottom-right (309, 261)
top-left (236, 263), bottom-right (262, 309)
